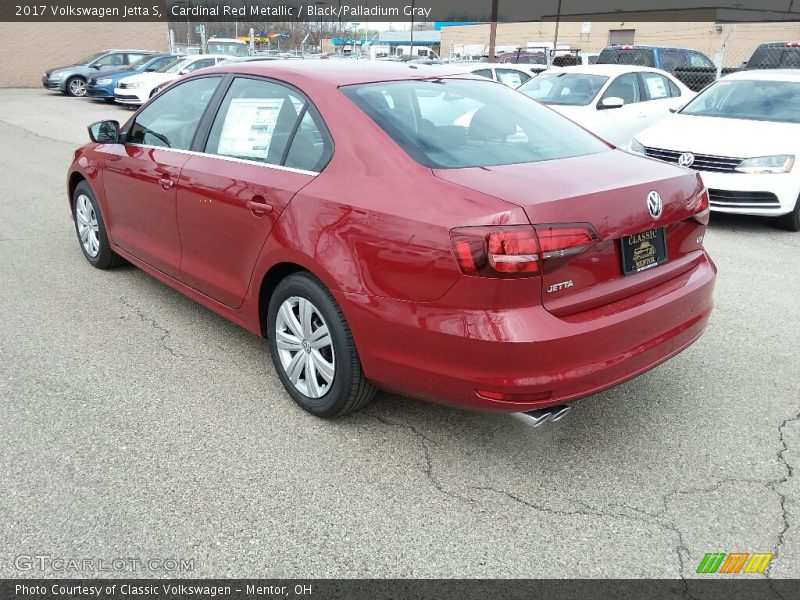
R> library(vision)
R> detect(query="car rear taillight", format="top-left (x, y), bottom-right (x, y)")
top-left (450, 224), bottom-right (598, 278)
top-left (785, 41), bottom-right (800, 47)
top-left (451, 226), bottom-right (540, 277)
top-left (690, 189), bottom-right (710, 225)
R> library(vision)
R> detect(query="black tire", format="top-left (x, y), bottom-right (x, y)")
top-left (72, 181), bottom-right (124, 269)
top-left (267, 272), bottom-right (376, 418)
top-left (776, 197), bottom-right (800, 232)
top-left (65, 76), bottom-right (87, 97)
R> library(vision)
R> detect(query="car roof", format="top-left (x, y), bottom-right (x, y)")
top-left (544, 64), bottom-right (673, 77)
top-left (722, 69), bottom-right (800, 82)
top-left (205, 60), bottom-right (486, 87)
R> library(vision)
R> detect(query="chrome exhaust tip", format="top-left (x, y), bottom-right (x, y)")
top-left (513, 404), bottom-right (572, 428)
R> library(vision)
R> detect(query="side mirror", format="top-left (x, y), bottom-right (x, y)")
top-left (599, 97), bottom-right (625, 110)
top-left (179, 69), bottom-right (189, 75)
top-left (88, 120), bottom-right (120, 143)
top-left (144, 67), bottom-right (156, 72)
top-left (669, 103), bottom-right (684, 113)
top-left (90, 63), bottom-right (102, 69)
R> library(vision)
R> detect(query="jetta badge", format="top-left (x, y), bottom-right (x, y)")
top-left (647, 191), bottom-right (663, 220)
top-left (678, 152), bottom-right (695, 167)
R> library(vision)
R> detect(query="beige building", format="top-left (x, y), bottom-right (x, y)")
top-left (0, 22), bottom-right (169, 88)
top-left (440, 21), bottom-right (800, 67)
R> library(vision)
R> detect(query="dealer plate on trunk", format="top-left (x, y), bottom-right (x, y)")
top-left (621, 227), bottom-right (668, 275)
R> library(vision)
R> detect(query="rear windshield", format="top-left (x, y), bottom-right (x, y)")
top-left (747, 47), bottom-right (800, 69)
top-left (342, 78), bottom-right (608, 169)
top-left (598, 48), bottom-right (655, 67)
top-left (518, 72), bottom-right (608, 105)
top-left (680, 79), bottom-right (800, 123)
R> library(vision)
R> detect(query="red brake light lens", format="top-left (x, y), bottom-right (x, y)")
top-left (535, 225), bottom-right (598, 259)
top-left (451, 226), bottom-right (540, 277)
top-left (450, 224), bottom-right (597, 278)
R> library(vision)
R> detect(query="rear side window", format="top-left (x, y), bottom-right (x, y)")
top-left (598, 48), bottom-right (654, 66)
top-left (660, 50), bottom-right (686, 72)
top-left (688, 52), bottom-right (714, 68)
top-left (128, 76), bottom-right (221, 150)
top-left (496, 68), bottom-right (530, 87)
top-left (126, 53), bottom-right (149, 64)
top-left (205, 77), bottom-right (331, 171)
top-left (342, 78), bottom-right (608, 169)
top-left (640, 72), bottom-right (674, 100)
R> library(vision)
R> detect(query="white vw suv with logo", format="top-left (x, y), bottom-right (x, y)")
top-left (633, 70), bottom-right (800, 231)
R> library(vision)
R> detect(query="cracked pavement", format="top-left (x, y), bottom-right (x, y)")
top-left (0, 89), bottom-right (798, 581)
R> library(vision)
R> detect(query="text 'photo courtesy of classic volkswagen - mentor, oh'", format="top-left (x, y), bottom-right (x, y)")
top-left (67, 61), bottom-right (716, 420)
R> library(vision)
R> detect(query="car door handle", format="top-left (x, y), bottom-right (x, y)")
top-left (246, 197), bottom-right (274, 217)
top-left (159, 176), bottom-right (175, 190)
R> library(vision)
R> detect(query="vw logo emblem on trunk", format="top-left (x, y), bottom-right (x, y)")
top-left (678, 152), bottom-right (695, 167)
top-left (647, 191), bottom-right (663, 220)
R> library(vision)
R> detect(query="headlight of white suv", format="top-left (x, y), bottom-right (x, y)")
top-left (626, 139), bottom-right (646, 156)
top-left (95, 78), bottom-right (113, 85)
top-left (125, 82), bottom-right (146, 89)
top-left (735, 155), bottom-right (795, 174)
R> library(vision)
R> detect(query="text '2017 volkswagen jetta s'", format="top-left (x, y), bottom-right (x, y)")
top-left (67, 61), bottom-right (716, 418)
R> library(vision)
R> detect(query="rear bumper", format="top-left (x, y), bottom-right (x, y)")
top-left (699, 171), bottom-right (798, 217)
top-left (343, 252), bottom-right (716, 412)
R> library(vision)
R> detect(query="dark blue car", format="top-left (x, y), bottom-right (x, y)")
top-left (86, 54), bottom-right (180, 101)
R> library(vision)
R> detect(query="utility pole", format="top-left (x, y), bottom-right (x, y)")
top-left (488, 0), bottom-right (499, 62)
top-left (409, 0), bottom-right (415, 57)
top-left (553, 0), bottom-right (563, 50)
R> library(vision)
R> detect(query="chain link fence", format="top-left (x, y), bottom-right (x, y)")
top-left (440, 38), bottom-right (788, 92)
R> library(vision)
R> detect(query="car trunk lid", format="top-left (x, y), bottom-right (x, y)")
top-left (434, 149), bottom-right (707, 316)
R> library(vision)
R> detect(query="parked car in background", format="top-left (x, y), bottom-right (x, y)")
top-left (635, 70), bottom-right (800, 231)
top-left (69, 61), bottom-right (715, 419)
top-left (596, 45), bottom-right (734, 92)
top-left (552, 52), bottom-right (600, 67)
top-left (519, 65), bottom-right (693, 146)
top-left (87, 54), bottom-right (181, 101)
top-left (446, 63), bottom-right (537, 87)
top-left (43, 49), bottom-right (155, 97)
top-left (745, 41), bottom-right (800, 70)
top-left (206, 37), bottom-right (250, 57)
top-left (496, 50), bottom-right (549, 74)
top-left (114, 55), bottom-right (228, 105)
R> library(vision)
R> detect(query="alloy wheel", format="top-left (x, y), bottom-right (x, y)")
top-left (69, 78), bottom-right (87, 96)
top-left (75, 194), bottom-right (100, 257)
top-left (274, 296), bottom-right (335, 399)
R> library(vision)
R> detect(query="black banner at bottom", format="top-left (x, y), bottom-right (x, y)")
top-left (2, 579), bottom-right (799, 600)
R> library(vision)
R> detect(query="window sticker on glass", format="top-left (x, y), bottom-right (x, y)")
top-left (645, 76), bottom-right (668, 99)
top-left (217, 98), bottom-right (285, 160)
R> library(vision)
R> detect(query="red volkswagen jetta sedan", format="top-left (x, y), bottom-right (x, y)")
top-left (67, 61), bottom-right (715, 419)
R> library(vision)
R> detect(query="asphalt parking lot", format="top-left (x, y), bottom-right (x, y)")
top-left (0, 88), bottom-right (798, 580)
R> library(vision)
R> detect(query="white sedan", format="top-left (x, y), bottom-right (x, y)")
top-left (444, 63), bottom-right (539, 87)
top-left (518, 64), bottom-right (694, 147)
top-left (114, 55), bottom-right (228, 105)
top-left (635, 70), bottom-right (800, 231)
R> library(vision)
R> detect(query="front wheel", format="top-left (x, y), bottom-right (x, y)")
top-left (776, 197), bottom-right (800, 232)
top-left (267, 273), bottom-right (376, 418)
top-left (66, 76), bottom-right (87, 97)
top-left (72, 181), bottom-right (124, 269)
